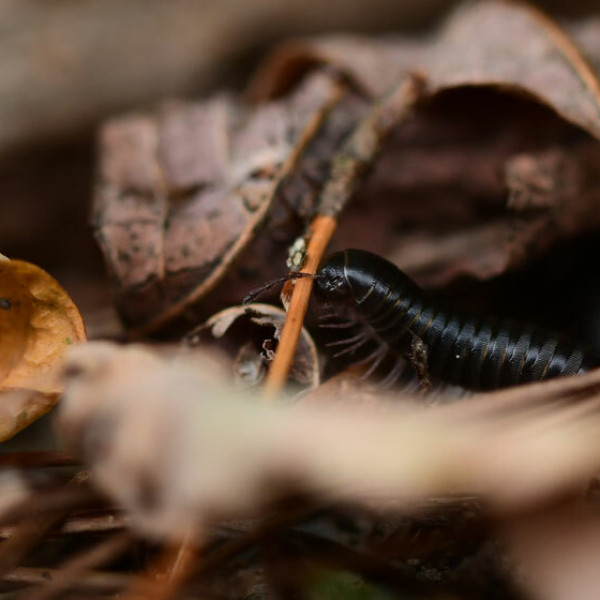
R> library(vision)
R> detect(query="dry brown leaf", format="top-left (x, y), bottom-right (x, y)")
top-left (0, 258), bottom-right (86, 441)
top-left (93, 0), bottom-right (600, 333)
top-left (93, 72), bottom-right (346, 331)
top-left (253, 1), bottom-right (600, 134)
top-left (426, 1), bottom-right (600, 136)
top-left (250, 0), bottom-right (600, 283)
top-left (59, 342), bottom-right (600, 541)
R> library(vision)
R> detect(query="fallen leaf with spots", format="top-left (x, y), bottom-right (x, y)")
top-left (0, 257), bottom-right (86, 441)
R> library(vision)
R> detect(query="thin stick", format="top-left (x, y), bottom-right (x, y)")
top-left (317, 74), bottom-right (422, 218)
top-left (121, 535), bottom-right (199, 600)
top-left (0, 512), bottom-right (129, 539)
top-left (1, 567), bottom-right (129, 593)
top-left (0, 451), bottom-right (78, 469)
top-left (263, 214), bottom-right (337, 399)
top-left (21, 532), bottom-right (133, 600)
top-left (262, 75), bottom-right (422, 399)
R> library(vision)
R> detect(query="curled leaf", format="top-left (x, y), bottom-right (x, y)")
top-left (250, 0), bottom-right (600, 284)
top-left (186, 303), bottom-right (320, 392)
top-left (252, 1), bottom-right (600, 134)
top-left (0, 259), bottom-right (86, 440)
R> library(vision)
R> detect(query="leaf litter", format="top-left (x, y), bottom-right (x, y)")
top-left (58, 342), bottom-right (600, 599)
top-left (7, 1), bottom-right (600, 599)
top-left (94, 0), bottom-right (600, 335)
top-left (79, 2), bottom-right (600, 598)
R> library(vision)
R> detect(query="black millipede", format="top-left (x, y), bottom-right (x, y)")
top-left (311, 249), bottom-right (600, 391)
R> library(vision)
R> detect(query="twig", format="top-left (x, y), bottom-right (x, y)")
top-left (0, 514), bottom-right (66, 578)
top-left (263, 74), bottom-right (422, 397)
top-left (0, 512), bottom-right (129, 539)
top-left (263, 214), bottom-right (336, 398)
top-left (317, 73), bottom-right (423, 217)
top-left (121, 509), bottom-right (314, 599)
top-left (0, 475), bottom-right (104, 579)
top-left (1, 567), bottom-right (129, 593)
top-left (0, 451), bottom-right (78, 469)
top-left (120, 535), bottom-right (199, 600)
top-left (0, 482), bottom-right (99, 526)
top-left (21, 531), bottom-right (134, 600)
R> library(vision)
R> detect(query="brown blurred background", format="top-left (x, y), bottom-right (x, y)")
top-left (0, 0), bottom-right (598, 317)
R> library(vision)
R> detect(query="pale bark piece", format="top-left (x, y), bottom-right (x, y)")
top-left (60, 342), bottom-right (600, 541)
top-left (93, 72), bottom-right (345, 329)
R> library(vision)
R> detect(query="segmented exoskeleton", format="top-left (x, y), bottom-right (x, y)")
top-left (313, 249), bottom-right (600, 391)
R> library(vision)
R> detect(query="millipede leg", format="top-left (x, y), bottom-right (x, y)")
top-left (326, 332), bottom-right (367, 347)
top-left (331, 335), bottom-right (370, 358)
top-left (312, 249), bottom-right (600, 392)
top-left (318, 320), bottom-right (358, 329)
top-left (360, 347), bottom-right (388, 380)
top-left (318, 312), bottom-right (346, 321)
top-left (380, 360), bottom-right (404, 389)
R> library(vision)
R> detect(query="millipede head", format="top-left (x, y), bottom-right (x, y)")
top-left (314, 252), bottom-right (352, 305)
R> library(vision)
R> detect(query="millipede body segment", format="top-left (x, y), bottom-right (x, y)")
top-left (313, 249), bottom-right (600, 391)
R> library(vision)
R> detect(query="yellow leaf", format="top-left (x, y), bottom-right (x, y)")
top-left (0, 259), bottom-right (86, 440)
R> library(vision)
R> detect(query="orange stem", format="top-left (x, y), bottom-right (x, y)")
top-left (263, 214), bottom-right (337, 400)
top-left (122, 537), bottom-right (198, 600)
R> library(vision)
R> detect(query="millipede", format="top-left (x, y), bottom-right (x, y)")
top-left (312, 249), bottom-right (600, 391)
